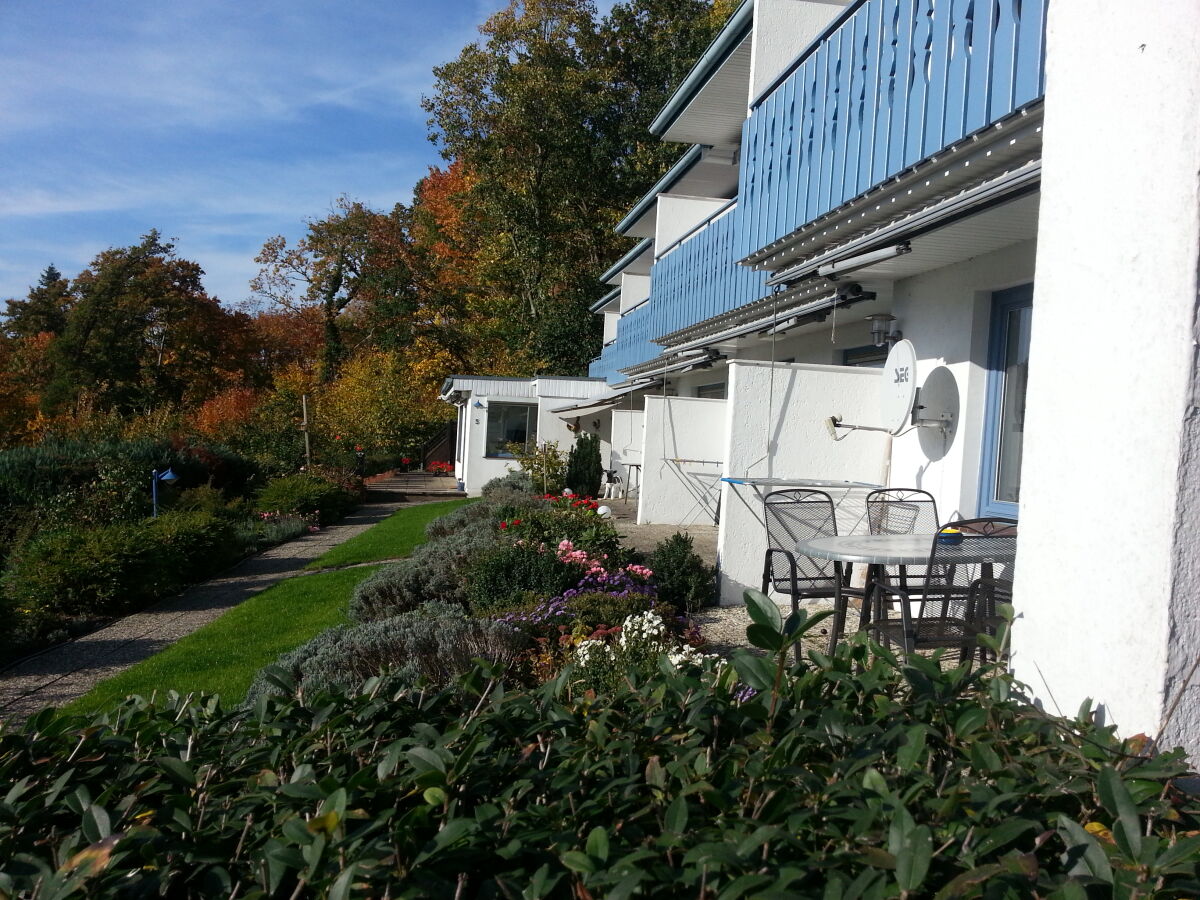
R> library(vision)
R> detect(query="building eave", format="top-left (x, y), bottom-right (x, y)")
top-left (648, 0), bottom-right (753, 138)
top-left (615, 145), bottom-right (704, 236)
top-left (599, 237), bottom-right (654, 285)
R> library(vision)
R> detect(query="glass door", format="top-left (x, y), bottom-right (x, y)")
top-left (979, 284), bottom-right (1033, 517)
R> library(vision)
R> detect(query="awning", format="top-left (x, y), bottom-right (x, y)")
top-left (548, 379), bottom-right (662, 419)
top-left (618, 349), bottom-right (725, 380)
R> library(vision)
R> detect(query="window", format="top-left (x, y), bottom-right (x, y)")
top-left (842, 345), bottom-right (889, 368)
top-left (695, 382), bottom-right (726, 399)
top-left (485, 403), bottom-right (536, 457)
top-left (979, 284), bottom-right (1033, 517)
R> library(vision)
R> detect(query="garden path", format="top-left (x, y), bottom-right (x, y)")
top-left (0, 482), bottom-right (441, 725)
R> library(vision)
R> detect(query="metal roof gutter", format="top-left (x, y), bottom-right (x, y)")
top-left (589, 287), bottom-right (621, 313)
top-left (648, 0), bottom-right (753, 137)
top-left (615, 145), bottom-right (704, 236)
top-left (599, 237), bottom-right (654, 284)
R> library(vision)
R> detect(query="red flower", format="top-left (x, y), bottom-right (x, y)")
top-left (513, 519), bottom-right (521, 525)
top-left (499, 521), bottom-right (508, 529)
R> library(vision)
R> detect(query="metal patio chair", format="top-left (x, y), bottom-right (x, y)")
top-left (761, 489), bottom-right (849, 656)
top-left (865, 487), bottom-right (940, 595)
top-left (871, 518), bottom-right (1017, 667)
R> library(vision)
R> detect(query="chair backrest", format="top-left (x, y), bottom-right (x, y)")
top-left (866, 488), bottom-right (939, 536)
top-left (763, 489), bottom-right (840, 586)
top-left (920, 517), bottom-right (1019, 619)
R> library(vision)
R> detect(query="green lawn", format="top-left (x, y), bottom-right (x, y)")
top-left (65, 499), bottom-right (472, 716)
top-left (66, 566), bottom-right (380, 716)
top-left (304, 497), bottom-right (473, 570)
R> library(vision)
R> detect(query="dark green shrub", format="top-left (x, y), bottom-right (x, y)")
top-left (145, 511), bottom-right (241, 581)
top-left (647, 532), bottom-right (716, 613)
top-left (254, 474), bottom-right (355, 524)
top-left (2, 617), bottom-right (1198, 898)
top-left (245, 601), bottom-right (528, 705)
top-left (565, 431), bottom-right (603, 498)
top-left (0, 522), bottom-right (183, 623)
top-left (173, 485), bottom-right (244, 517)
top-left (466, 543), bottom-right (583, 614)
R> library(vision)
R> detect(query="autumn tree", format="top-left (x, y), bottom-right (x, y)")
top-left (422, 0), bottom-right (731, 373)
top-left (43, 232), bottom-right (259, 415)
top-left (251, 198), bottom-right (383, 382)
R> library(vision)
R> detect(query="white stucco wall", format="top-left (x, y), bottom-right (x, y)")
top-left (610, 408), bottom-right (643, 468)
top-left (717, 361), bottom-right (888, 604)
top-left (639, 397), bottom-right (728, 526)
top-left (750, 0), bottom-right (846, 101)
top-left (1011, 3), bottom-right (1200, 754)
top-left (459, 394), bottom-right (536, 495)
top-left (619, 274), bottom-right (650, 313)
top-left (656, 195), bottom-right (732, 252)
top-left (888, 240), bottom-right (1037, 519)
top-left (602, 313), bottom-right (619, 345)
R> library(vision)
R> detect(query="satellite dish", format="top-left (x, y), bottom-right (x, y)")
top-left (880, 339), bottom-right (918, 435)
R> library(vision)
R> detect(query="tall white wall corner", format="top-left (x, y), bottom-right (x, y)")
top-left (1011, 2), bottom-right (1200, 758)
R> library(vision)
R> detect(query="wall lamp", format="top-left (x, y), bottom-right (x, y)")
top-left (866, 313), bottom-right (902, 348)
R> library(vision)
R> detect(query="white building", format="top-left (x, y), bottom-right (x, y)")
top-left (438, 376), bottom-right (609, 496)
top-left (446, 0), bottom-right (1200, 757)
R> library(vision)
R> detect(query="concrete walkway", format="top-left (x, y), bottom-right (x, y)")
top-left (0, 486), bottom-right (442, 725)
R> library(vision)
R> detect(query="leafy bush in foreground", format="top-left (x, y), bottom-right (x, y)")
top-left (1, 607), bottom-right (1198, 898)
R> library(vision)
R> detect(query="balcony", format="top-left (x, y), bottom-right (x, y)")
top-left (735, 0), bottom-right (1048, 260)
top-left (588, 302), bottom-right (658, 383)
top-left (591, 204), bottom-right (769, 381)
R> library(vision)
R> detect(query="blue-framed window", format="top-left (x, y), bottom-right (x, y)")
top-left (978, 284), bottom-right (1033, 518)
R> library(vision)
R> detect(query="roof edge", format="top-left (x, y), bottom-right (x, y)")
top-left (648, 0), bottom-right (754, 138)
top-left (599, 237), bottom-right (654, 284)
top-left (615, 145), bottom-right (704, 236)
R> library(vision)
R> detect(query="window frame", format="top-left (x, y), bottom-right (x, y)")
top-left (977, 283), bottom-right (1034, 518)
top-left (484, 402), bottom-right (537, 459)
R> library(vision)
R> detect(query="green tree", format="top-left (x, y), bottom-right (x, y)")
top-left (2, 264), bottom-right (71, 339)
top-left (43, 232), bottom-right (257, 414)
top-left (252, 199), bottom-right (390, 382)
top-left (423, 0), bottom-right (731, 374)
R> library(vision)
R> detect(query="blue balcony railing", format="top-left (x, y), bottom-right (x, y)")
top-left (735, 0), bottom-right (1048, 259)
top-left (647, 206), bottom-right (769, 341)
top-left (590, 207), bottom-right (769, 381)
top-left (588, 302), bottom-right (659, 383)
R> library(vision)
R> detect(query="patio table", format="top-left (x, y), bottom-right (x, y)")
top-left (795, 533), bottom-right (1017, 646)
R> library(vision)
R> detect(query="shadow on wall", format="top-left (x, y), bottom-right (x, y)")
top-left (917, 365), bottom-right (960, 462)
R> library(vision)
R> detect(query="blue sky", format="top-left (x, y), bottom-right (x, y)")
top-left (0, 0), bottom-right (526, 307)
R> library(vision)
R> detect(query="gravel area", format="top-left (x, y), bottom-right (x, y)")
top-left (606, 503), bottom-right (842, 657)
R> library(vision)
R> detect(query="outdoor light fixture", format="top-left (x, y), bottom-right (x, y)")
top-left (866, 313), bottom-right (902, 348)
top-left (151, 468), bottom-right (179, 518)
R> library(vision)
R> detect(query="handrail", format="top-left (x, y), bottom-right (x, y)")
top-left (654, 197), bottom-right (738, 262)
